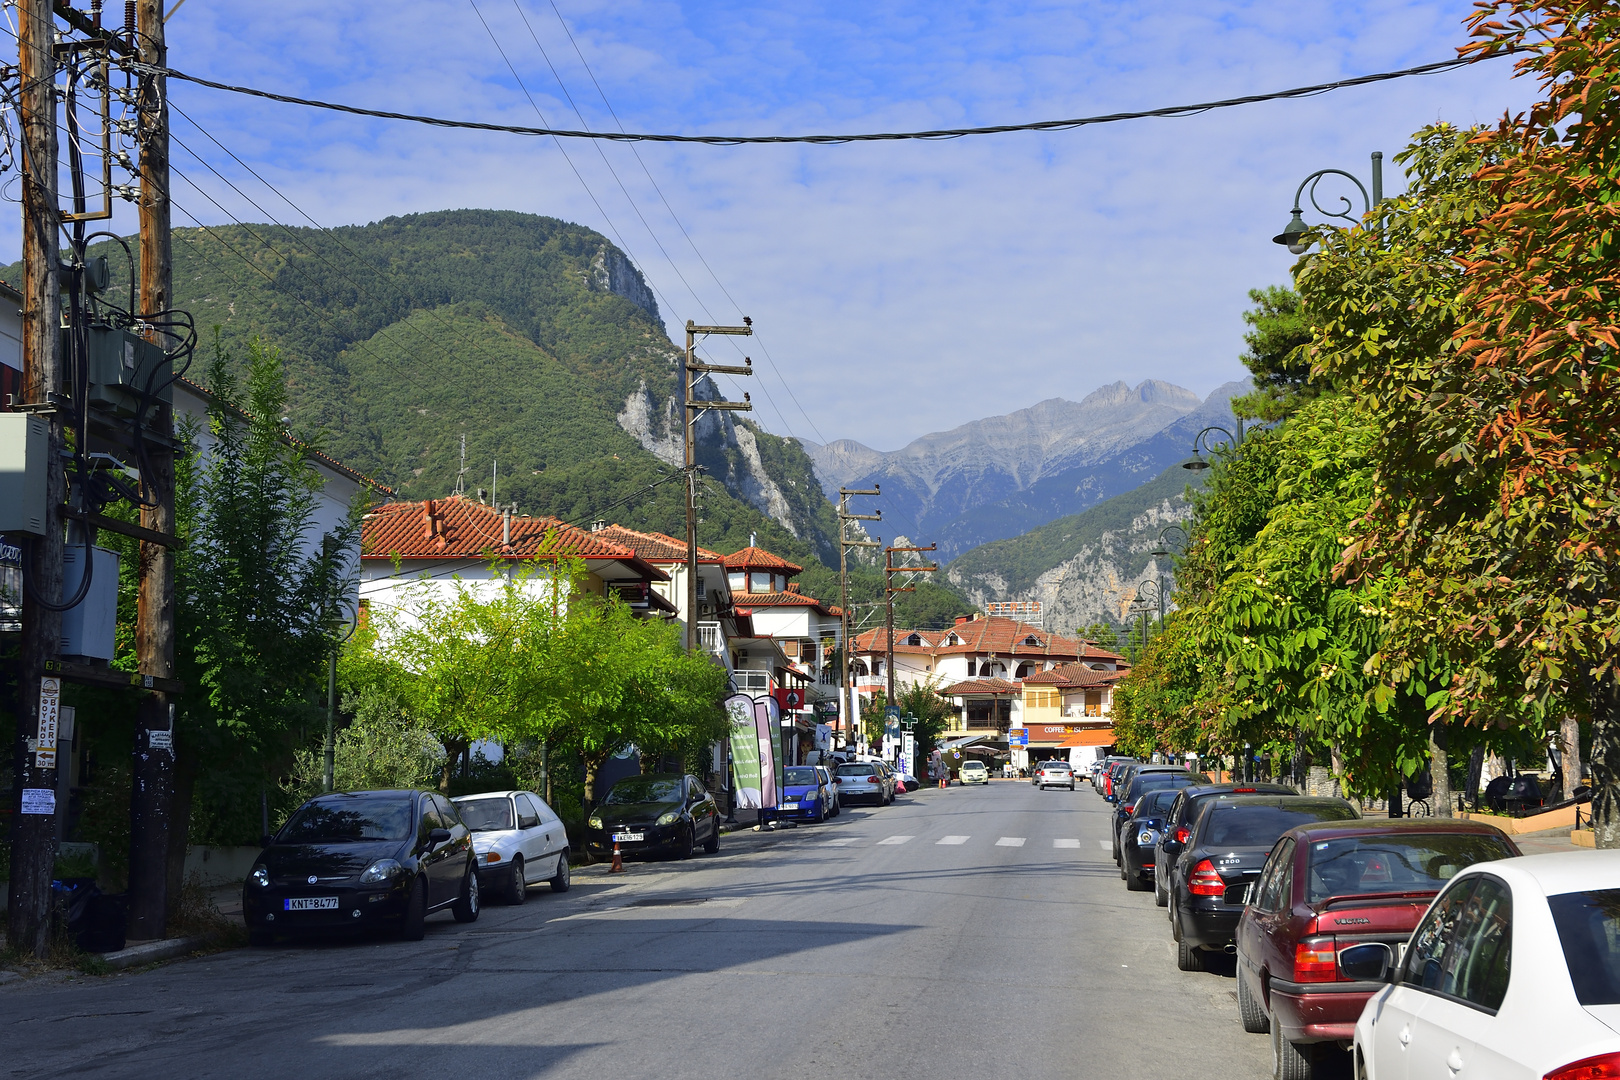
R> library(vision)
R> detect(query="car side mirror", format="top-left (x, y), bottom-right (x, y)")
top-left (1338, 942), bottom-right (1394, 982)
top-left (428, 827), bottom-right (452, 847)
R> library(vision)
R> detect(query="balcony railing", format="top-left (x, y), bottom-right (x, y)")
top-left (696, 621), bottom-right (723, 657)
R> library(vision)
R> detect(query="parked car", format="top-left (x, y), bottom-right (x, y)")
top-left (1035, 760), bottom-right (1076, 790)
top-left (1170, 795), bottom-right (1359, 972)
top-left (1235, 819), bottom-right (1520, 1078)
top-left (1119, 788), bottom-right (1183, 892)
top-left (1350, 851), bottom-right (1620, 1080)
top-left (1111, 766), bottom-right (1206, 861)
top-left (1093, 755), bottom-right (1135, 793)
top-left (243, 789), bottom-right (479, 944)
top-left (960, 760), bottom-right (990, 785)
top-left (874, 760), bottom-right (900, 800)
top-left (834, 761), bottom-right (890, 805)
top-left (781, 765), bottom-right (835, 823)
top-left (584, 773), bottom-right (720, 860)
top-left (451, 789), bottom-right (572, 904)
top-left (1102, 759), bottom-right (1137, 800)
top-left (1155, 783), bottom-right (1298, 907)
top-left (815, 765), bottom-right (842, 816)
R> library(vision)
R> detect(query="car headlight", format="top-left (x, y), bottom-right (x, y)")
top-left (1138, 830), bottom-right (1159, 846)
top-left (656, 811), bottom-right (681, 826)
top-left (248, 866), bottom-right (270, 888)
top-left (359, 858), bottom-right (402, 884)
top-left (587, 813), bottom-right (604, 829)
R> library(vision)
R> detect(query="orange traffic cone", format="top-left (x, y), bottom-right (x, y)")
top-left (608, 842), bottom-right (625, 873)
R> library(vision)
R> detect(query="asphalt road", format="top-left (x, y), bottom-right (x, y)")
top-left (2, 780), bottom-right (1273, 1080)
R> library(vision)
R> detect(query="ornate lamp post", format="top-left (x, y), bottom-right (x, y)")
top-left (1181, 422), bottom-right (1248, 472)
top-left (1272, 152), bottom-right (1385, 254)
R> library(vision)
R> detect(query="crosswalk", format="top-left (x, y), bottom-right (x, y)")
top-left (826, 834), bottom-right (1089, 849)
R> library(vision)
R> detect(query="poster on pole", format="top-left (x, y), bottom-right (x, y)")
top-left (35, 676), bottom-right (60, 769)
top-left (753, 694), bottom-right (784, 809)
top-left (725, 694), bottom-right (763, 810)
top-left (902, 732), bottom-right (916, 778)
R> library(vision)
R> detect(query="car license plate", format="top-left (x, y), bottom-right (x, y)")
top-left (781, 802), bottom-right (799, 810)
top-left (284, 897), bottom-right (339, 911)
top-left (612, 832), bottom-right (644, 842)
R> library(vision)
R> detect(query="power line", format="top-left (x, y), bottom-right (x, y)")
top-left (137, 50), bottom-right (1516, 146)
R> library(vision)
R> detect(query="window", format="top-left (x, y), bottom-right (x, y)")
top-left (1403, 877), bottom-right (1480, 995)
top-left (1304, 834), bottom-right (1516, 903)
top-left (433, 794), bottom-right (461, 827)
top-left (457, 797), bottom-right (514, 832)
top-left (906, 633), bottom-right (921, 646)
top-left (1256, 840), bottom-right (1295, 913)
top-left (515, 795), bottom-right (541, 830)
top-left (696, 578), bottom-right (707, 598)
top-left (1015, 662), bottom-right (1032, 678)
top-left (728, 572), bottom-right (745, 592)
top-left (1549, 888), bottom-right (1620, 1005)
top-left (1024, 635), bottom-right (1041, 646)
top-left (750, 571), bottom-right (771, 593)
top-left (1451, 877), bottom-right (1511, 1011)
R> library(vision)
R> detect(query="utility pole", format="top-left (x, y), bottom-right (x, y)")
top-left (883, 544), bottom-right (938, 709)
top-left (7, 0), bottom-right (66, 958)
top-left (682, 319), bottom-right (751, 651)
top-left (837, 487), bottom-right (879, 749)
top-left (128, 0), bottom-right (177, 940)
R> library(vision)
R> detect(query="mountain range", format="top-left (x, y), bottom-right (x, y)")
top-left (801, 378), bottom-right (1246, 561)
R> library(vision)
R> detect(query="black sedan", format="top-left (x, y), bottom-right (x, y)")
top-left (585, 773), bottom-right (721, 860)
top-left (1168, 795), bottom-right (1358, 971)
top-left (242, 789), bottom-right (480, 944)
top-left (1117, 788), bottom-right (1182, 892)
top-left (1110, 766), bottom-right (1204, 861)
top-left (1153, 782), bottom-right (1297, 907)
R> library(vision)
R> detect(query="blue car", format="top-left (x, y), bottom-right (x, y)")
top-left (780, 766), bottom-right (834, 823)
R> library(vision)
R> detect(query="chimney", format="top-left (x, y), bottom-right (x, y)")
top-left (954, 615), bottom-right (970, 626)
top-left (590, 519), bottom-right (606, 532)
top-left (749, 532), bottom-right (757, 548)
top-left (502, 507), bottom-right (511, 547)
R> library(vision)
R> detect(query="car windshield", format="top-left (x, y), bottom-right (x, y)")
top-left (1550, 889), bottom-right (1620, 1005)
top-left (455, 797), bottom-right (514, 833)
top-left (1203, 804), bottom-right (1358, 847)
top-left (1304, 834), bottom-right (1515, 902)
top-left (962, 762), bottom-right (985, 771)
top-left (605, 777), bottom-right (682, 805)
top-left (279, 796), bottom-right (413, 843)
top-left (837, 764), bottom-right (876, 777)
top-left (1134, 775), bottom-right (1192, 793)
top-left (784, 767), bottom-right (818, 785)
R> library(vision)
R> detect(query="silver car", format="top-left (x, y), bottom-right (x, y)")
top-left (451, 790), bottom-right (572, 904)
top-left (834, 762), bottom-right (890, 806)
top-left (1035, 760), bottom-right (1075, 790)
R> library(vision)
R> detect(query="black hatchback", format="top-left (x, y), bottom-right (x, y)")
top-left (242, 789), bottom-right (481, 944)
top-left (584, 773), bottom-right (721, 860)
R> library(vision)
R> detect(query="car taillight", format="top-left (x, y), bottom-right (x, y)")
top-left (1546, 1053), bottom-right (1620, 1080)
top-left (866, 776), bottom-right (878, 783)
top-left (1294, 936), bottom-right (1339, 983)
top-left (1231, 787), bottom-right (1257, 793)
top-left (1189, 859), bottom-right (1225, 896)
top-left (1173, 826), bottom-right (1190, 845)
top-left (1122, 803), bottom-right (1135, 815)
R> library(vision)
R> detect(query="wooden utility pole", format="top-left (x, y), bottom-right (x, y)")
top-left (837, 487), bottom-right (879, 748)
top-left (883, 544), bottom-right (937, 708)
top-left (681, 319), bottom-right (751, 651)
top-left (7, 0), bottom-right (66, 958)
top-left (128, 0), bottom-right (177, 939)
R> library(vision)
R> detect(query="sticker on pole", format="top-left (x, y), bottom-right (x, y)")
top-left (21, 787), bottom-right (55, 815)
top-left (148, 729), bottom-right (173, 752)
top-left (35, 677), bottom-right (60, 769)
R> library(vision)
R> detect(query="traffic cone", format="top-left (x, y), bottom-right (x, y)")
top-left (609, 842), bottom-right (625, 874)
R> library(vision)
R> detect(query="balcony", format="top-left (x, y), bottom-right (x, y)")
top-left (696, 621), bottom-right (724, 658)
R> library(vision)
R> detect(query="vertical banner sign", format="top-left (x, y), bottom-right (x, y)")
top-left (902, 732), bottom-right (916, 778)
top-left (725, 693), bottom-right (762, 810)
top-left (753, 694), bottom-right (784, 809)
top-left (35, 676), bottom-right (60, 770)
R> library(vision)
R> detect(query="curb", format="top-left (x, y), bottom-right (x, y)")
top-left (100, 936), bottom-right (210, 970)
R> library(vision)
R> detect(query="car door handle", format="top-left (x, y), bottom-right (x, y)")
top-left (1447, 1049), bottom-right (1464, 1074)
top-left (1399, 1026), bottom-right (1411, 1048)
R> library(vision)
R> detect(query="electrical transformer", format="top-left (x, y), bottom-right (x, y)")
top-left (80, 324), bottom-right (172, 416)
top-left (0, 411), bottom-right (47, 535)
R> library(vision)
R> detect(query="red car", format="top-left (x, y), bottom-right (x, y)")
top-left (1233, 818), bottom-right (1520, 1079)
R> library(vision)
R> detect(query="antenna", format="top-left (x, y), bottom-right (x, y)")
top-left (492, 459), bottom-right (497, 509)
top-left (454, 433), bottom-right (467, 496)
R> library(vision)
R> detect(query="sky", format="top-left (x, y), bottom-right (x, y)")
top-left (5, 1), bottom-right (1538, 450)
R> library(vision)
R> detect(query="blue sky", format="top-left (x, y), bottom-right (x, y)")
top-left (13, 1), bottom-right (1536, 448)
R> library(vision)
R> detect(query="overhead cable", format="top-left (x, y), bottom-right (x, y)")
top-left (135, 51), bottom-right (1515, 146)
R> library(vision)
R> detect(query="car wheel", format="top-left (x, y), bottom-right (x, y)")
top-left (1176, 937), bottom-right (1205, 972)
top-left (1124, 865), bottom-right (1150, 892)
top-left (678, 824), bottom-right (695, 860)
top-left (1155, 872), bottom-right (1169, 907)
top-left (549, 851), bottom-right (572, 892)
top-left (1238, 968), bottom-right (1271, 1033)
top-left (248, 928), bottom-right (273, 947)
top-left (1271, 1020), bottom-right (1312, 1080)
top-left (506, 857), bottom-right (526, 905)
top-left (400, 876), bottom-right (427, 941)
top-left (814, 800), bottom-right (826, 824)
top-left (452, 863), bottom-right (481, 923)
top-left (704, 822), bottom-right (720, 854)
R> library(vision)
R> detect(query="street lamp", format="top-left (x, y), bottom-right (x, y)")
top-left (1272, 152), bottom-right (1385, 255)
top-left (1149, 524), bottom-right (1188, 560)
top-left (1135, 578), bottom-right (1167, 628)
top-left (1182, 422), bottom-right (1247, 472)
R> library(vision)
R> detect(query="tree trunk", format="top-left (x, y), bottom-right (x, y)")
top-left (1562, 715), bottom-right (1584, 802)
top-left (1430, 723), bottom-right (1452, 818)
top-left (438, 739), bottom-right (467, 794)
top-left (582, 752), bottom-right (604, 814)
top-left (1591, 673), bottom-right (1620, 849)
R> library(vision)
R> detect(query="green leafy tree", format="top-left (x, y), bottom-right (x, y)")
top-left (1230, 286), bottom-right (1317, 421)
top-left (286, 684), bottom-right (444, 798)
top-left (1079, 622), bottom-right (1120, 651)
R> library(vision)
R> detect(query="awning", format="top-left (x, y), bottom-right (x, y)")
top-left (937, 735), bottom-right (990, 752)
top-left (1058, 729), bottom-right (1115, 748)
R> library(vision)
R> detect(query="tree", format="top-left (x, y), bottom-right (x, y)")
top-left (1230, 285), bottom-right (1317, 422)
top-left (1079, 622), bottom-right (1120, 651)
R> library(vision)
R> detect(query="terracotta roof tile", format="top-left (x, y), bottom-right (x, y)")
top-left (940, 677), bottom-right (1022, 696)
top-left (853, 616), bottom-right (1095, 660)
top-left (592, 525), bottom-right (722, 564)
top-left (731, 590), bottom-right (841, 616)
top-left (1022, 662), bottom-right (1127, 688)
top-left (723, 546), bottom-right (803, 574)
top-left (362, 497), bottom-right (666, 580)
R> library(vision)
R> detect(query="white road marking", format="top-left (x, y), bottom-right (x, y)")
top-left (1098, 840), bottom-right (1113, 851)
top-left (996, 837), bottom-right (1026, 847)
top-left (877, 835), bottom-right (914, 846)
top-left (823, 838), bottom-right (857, 846)
top-left (936, 835), bottom-right (969, 845)
top-left (1053, 839), bottom-right (1081, 849)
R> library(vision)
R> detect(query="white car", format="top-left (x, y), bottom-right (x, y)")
top-left (1350, 850), bottom-right (1620, 1080)
top-left (959, 760), bottom-right (990, 785)
top-left (451, 790), bottom-right (572, 904)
